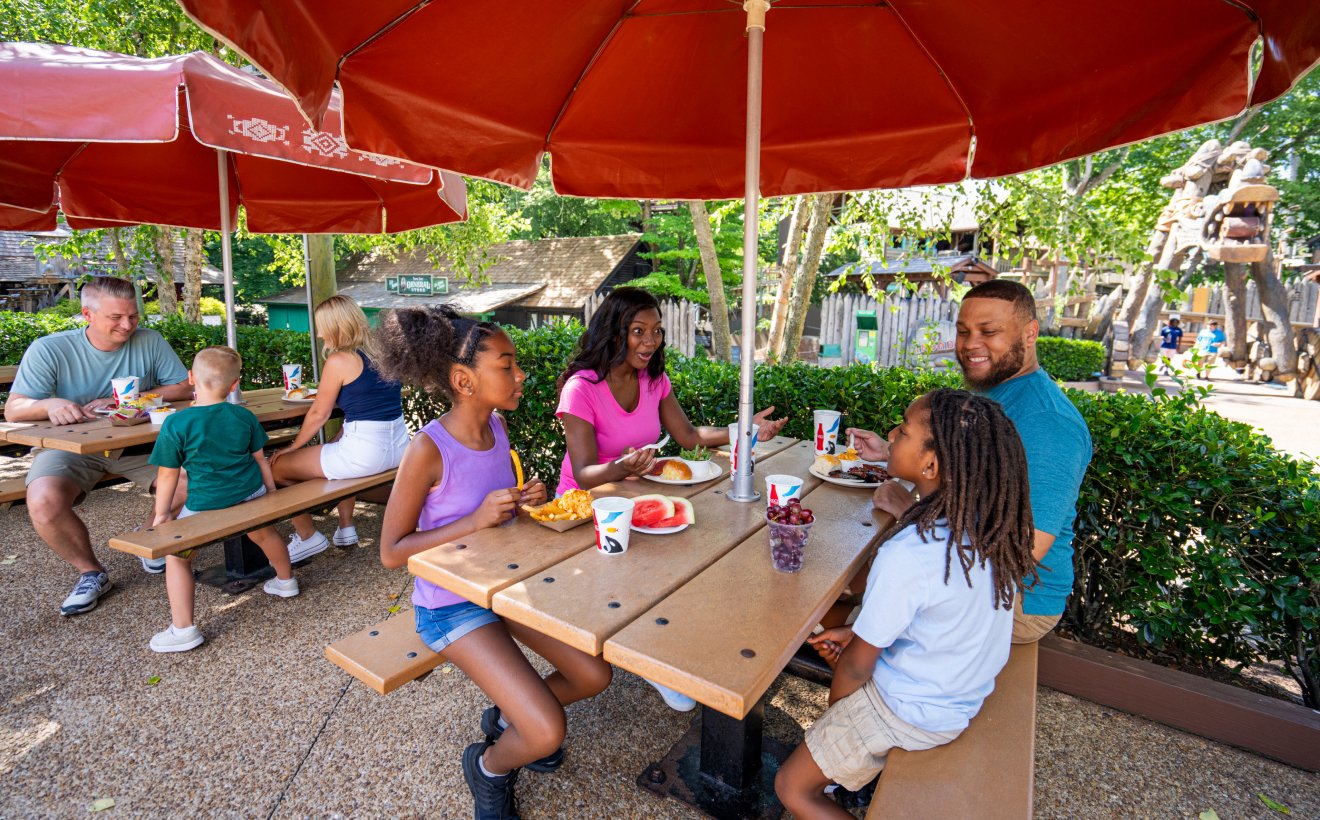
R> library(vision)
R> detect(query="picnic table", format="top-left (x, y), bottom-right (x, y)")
top-left (1, 387), bottom-right (322, 587)
top-left (407, 436), bottom-right (893, 817)
top-left (0, 365), bottom-right (17, 388)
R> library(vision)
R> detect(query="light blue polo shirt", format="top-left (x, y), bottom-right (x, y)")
top-left (984, 368), bottom-right (1092, 616)
top-left (11, 327), bottom-right (188, 406)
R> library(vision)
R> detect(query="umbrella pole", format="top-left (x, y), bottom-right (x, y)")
top-left (217, 149), bottom-right (243, 404)
top-left (729, 0), bottom-right (770, 503)
top-left (303, 234), bottom-right (323, 445)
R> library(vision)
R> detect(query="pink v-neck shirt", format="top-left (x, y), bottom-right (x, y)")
top-left (555, 369), bottom-right (671, 496)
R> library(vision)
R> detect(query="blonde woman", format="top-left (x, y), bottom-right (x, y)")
top-left (270, 295), bottom-right (409, 561)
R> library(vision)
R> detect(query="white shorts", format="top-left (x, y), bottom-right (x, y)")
top-left (319, 417), bottom-right (410, 479)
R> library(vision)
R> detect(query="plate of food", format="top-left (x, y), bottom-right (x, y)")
top-left (809, 450), bottom-right (893, 488)
top-left (522, 489), bottom-right (594, 532)
top-left (643, 448), bottom-right (724, 485)
top-left (630, 494), bottom-right (695, 534)
top-left (282, 386), bottom-right (318, 403)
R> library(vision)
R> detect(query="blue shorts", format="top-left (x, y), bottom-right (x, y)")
top-left (415, 600), bottom-right (500, 652)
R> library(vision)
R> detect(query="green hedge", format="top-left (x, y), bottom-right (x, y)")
top-left (1037, 336), bottom-right (1107, 381)
top-left (1068, 386), bottom-right (1319, 707)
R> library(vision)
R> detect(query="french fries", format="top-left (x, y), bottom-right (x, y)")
top-left (523, 489), bottom-right (594, 522)
top-left (510, 449), bottom-right (524, 490)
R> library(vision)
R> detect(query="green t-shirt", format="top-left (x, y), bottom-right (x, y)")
top-left (149, 403), bottom-right (268, 512)
top-left (12, 327), bottom-right (188, 406)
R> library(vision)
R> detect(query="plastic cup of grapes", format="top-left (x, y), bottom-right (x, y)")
top-left (766, 498), bottom-right (814, 573)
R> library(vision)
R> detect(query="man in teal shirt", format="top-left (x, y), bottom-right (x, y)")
top-left (5, 276), bottom-right (191, 616)
top-left (849, 280), bottom-right (1092, 642)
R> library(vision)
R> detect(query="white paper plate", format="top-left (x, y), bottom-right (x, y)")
top-left (633, 523), bottom-right (690, 535)
top-left (642, 458), bottom-right (724, 485)
top-left (809, 460), bottom-right (892, 488)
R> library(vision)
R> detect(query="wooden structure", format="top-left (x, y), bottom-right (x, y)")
top-left (817, 292), bottom-right (960, 369)
top-left (828, 252), bottom-right (999, 296)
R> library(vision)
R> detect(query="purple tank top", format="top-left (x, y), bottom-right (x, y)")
top-left (411, 414), bottom-right (515, 609)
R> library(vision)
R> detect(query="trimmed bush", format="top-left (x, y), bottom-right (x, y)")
top-left (0, 311), bottom-right (82, 364)
top-left (1037, 336), bottom-right (1106, 381)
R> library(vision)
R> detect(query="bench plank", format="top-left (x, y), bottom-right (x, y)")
top-left (1, 473), bottom-right (125, 509)
top-left (604, 484), bottom-right (890, 718)
top-left (493, 441), bottom-right (821, 655)
top-left (868, 642), bottom-right (1037, 819)
top-left (325, 614), bottom-right (441, 695)
top-left (107, 469), bottom-right (396, 559)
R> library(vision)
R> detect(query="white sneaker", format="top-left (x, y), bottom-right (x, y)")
top-left (332, 526), bottom-right (358, 547)
top-left (150, 623), bottom-right (204, 653)
top-left (286, 531), bottom-right (328, 563)
top-left (141, 556), bottom-right (167, 574)
top-left (646, 678), bottom-right (697, 712)
top-left (263, 576), bottom-right (300, 598)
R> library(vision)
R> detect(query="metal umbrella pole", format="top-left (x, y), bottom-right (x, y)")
top-left (302, 234), bottom-right (323, 445)
top-left (728, 0), bottom-right (769, 503)
top-left (217, 149), bottom-right (243, 404)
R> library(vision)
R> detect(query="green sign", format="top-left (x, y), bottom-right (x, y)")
top-left (386, 277), bottom-right (399, 293)
top-left (398, 274), bottom-right (433, 296)
top-left (433, 277), bottom-right (449, 295)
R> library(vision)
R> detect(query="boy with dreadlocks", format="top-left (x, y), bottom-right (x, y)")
top-left (775, 389), bottom-right (1036, 818)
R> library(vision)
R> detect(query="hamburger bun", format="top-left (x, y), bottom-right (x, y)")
top-left (659, 459), bottom-right (693, 481)
top-left (812, 454), bottom-right (842, 474)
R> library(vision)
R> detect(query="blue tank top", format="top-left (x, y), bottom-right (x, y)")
top-left (337, 351), bottom-right (403, 422)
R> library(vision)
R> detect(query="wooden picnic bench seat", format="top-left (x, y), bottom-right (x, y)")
top-left (326, 612), bottom-right (441, 695)
top-left (106, 469), bottom-right (396, 559)
top-left (866, 641), bottom-right (1038, 819)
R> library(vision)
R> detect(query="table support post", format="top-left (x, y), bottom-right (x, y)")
top-left (638, 694), bottom-right (789, 819)
top-left (196, 534), bottom-right (273, 593)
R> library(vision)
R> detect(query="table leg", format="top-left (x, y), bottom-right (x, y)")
top-left (195, 533), bottom-right (273, 593)
top-left (638, 695), bottom-right (791, 820)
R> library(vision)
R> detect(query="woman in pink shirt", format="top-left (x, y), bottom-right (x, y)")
top-left (556, 288), bottom-right (786, 711)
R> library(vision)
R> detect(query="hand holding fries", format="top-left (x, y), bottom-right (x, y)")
top-left (522, 488), bottom-right (594, 522)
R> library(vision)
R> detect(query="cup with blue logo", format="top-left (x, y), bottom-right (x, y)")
top-left (592, 497), bottom-right (635, 556)
top-left (282, 363), bottom-right (303, 394)
top-left (813, 409), bottom-right (841, 456)
top-left (111, 376), bottom-right (139, 406)
top-left (765, 474), bottom-right (804, 508)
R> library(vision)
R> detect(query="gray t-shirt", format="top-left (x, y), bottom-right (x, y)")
top-left (12, 327), bottom-right (189, 406)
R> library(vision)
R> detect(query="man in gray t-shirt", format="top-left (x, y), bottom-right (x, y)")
top-left (5, 277), bottom-right (191, 616)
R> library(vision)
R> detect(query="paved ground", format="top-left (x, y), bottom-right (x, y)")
top-left (1, 413), bottom-right (1317, 817)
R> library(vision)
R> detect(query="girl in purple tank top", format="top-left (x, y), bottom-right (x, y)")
top-left (373, 305), bottom-right (612, 818)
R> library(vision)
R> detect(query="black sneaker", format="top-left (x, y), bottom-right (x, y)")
top-left (480, 706), bottom-right (565, 773)
top-left (461, 741), bottom-right (520, 820)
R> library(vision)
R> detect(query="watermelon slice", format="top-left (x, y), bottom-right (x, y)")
top-left (631, 494), bottom-right (676, 528)
top-left (653, 497), bottom-right (695, 529)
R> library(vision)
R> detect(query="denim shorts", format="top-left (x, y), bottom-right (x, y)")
top-left (415, 600), bottom-right (500, 652)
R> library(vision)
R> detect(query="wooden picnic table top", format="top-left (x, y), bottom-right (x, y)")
top-left (0, 387), bottom-right (310, 452)
top-left (0, 365), bottom-right (17, 387)
top-left (407, 436), bottom-right (800, 609)
top-left (409, 434), bottom-right (892, 720)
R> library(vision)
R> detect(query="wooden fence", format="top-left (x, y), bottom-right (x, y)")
top-left (818, 292), bottom-right (960, 368)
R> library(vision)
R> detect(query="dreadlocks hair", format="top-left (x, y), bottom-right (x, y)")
top-left (890, 388), bottom-right (1037, 610)
top-left (557, 287), bottom-right (666, 392)
top-left (372, 304), bottom-right (500, 400)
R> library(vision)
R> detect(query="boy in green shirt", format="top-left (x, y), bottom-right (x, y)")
top-left (147, 346), bottom-right (299, 653)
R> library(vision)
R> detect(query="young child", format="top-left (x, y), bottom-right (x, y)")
top-left (775, 389), bottom-right (1037, 818)
top-left (374, 305), bottom-right (612, 819)
top-left (147, 346), bottom-right (298, 653)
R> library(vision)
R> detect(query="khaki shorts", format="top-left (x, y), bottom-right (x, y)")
top-left (1012, 598), bottom-right (1061, 644)
top-left (805, 679), bottom-right (961, 792)
top-left (25, 448), bottom-right (158, 498)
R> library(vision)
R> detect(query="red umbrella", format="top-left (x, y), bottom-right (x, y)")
top-left (177, 0), bottom-right (1320, 499)
top-left (0, 42), bottom-right (468, 372)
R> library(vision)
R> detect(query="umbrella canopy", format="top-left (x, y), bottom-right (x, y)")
top-left (179, 0), bottom-right (1319, 499)
top-left (0, 42), bottom-right (467, 233)
top-left (177, 0), bottom-right (1318, 199)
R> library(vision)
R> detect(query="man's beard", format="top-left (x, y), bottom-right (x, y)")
top-left (959, 337), bottom-right (1027, 391)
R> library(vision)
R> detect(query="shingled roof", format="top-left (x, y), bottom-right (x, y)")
top-left (0, 230), bottom-right (223, 285)
top-left (336, 234), bottom-right (644, 311)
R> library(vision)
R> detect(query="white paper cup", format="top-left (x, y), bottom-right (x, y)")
top-left (592, 497), bottom-right (635, 556)
top-left (149, 408), bottom-right (175, 426)
top-left (813, 409), bottom-right (842, 456)
top-left (727, 422), bottom-right (761, 473)
top-left (765, 474), bottom-right (805, 508)
top-left (111, 376), bottom-right (139, 405)
top-left (282, 363), bottom-right (303, 392)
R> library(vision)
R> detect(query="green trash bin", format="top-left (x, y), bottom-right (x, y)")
top-left (855, 310), bottom-right (878, 364)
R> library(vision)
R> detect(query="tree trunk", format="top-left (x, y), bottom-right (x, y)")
top-left (182, 228), bottom-right (203, 322)
top-left (1083, 285), bottom-right (1124, 341)
top-left (688, 201), bottom-right (731, 362)
top-left (768, 196), bottom-right (809, 361)
top-left (152, 227), bottom-right (178, 317)
top-left (1222, 263), bottom-right (1250, 367)
top-left (1128, 241), bottom-right (1188, 366)
top-left (1250, 250), bottom-right (1298, 379)
top-left (109, 228), bottom-right (131, 275)
top-left (779, 195), bottom-right (833, 364)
